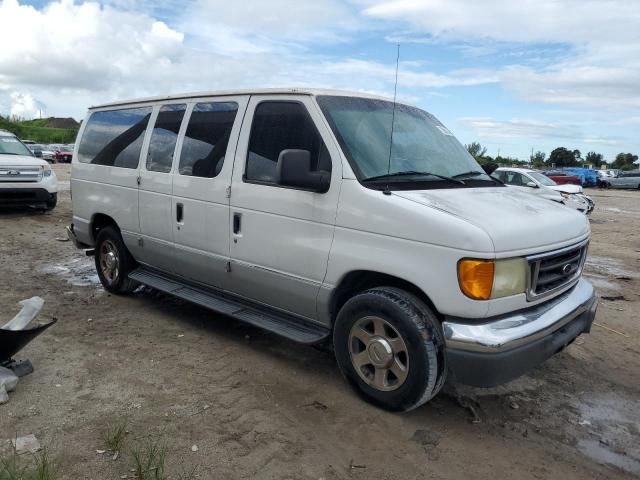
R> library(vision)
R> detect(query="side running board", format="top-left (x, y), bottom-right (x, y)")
top-left (129, 267), bottom-right (330, 344)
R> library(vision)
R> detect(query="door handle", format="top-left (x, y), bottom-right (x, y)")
top-left (233, 212), bottom-right (241, 234)
top-left (176, 203), bottom-right (184, 223)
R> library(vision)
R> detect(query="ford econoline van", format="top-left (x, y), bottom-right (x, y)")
top-left (68, 89), bottom-right (597, 411)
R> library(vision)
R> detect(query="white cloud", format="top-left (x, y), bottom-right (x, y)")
top-left (9, 92), bottom-right (45, 119)
top-left (458, 117), bottom-right (622, 146)
top-left (360, 0), bottom-right (639, 44)
top-left (360, 0), bottom-right (640, 110)
top-left (0, 0), bottom-right (496, 120)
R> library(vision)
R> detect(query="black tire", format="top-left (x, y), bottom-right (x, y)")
top-left (45, 193), bottom-right (57, 210)
top-left (94, 226), bottom-right (138, 294)
top-left (333, 287), bottom-right (446, 412)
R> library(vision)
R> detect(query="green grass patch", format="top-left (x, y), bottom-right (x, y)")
top-left (0, 447), bottom-right (62, 480)
top-left (102, 418), bottom-right (129, 452)
top-left (0, 117), bottom-right (78, 144)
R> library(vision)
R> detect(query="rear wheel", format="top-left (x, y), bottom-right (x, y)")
top-left (95, 226), bottom-right (138, 294)
top-left (333, 287), bottom-right (446, 411)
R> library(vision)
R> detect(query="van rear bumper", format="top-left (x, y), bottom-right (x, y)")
top-left (442, 278), bottom-right (597, 387)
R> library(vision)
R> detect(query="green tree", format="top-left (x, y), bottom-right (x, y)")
top-left (465, 142), bottom-right (487, 160)
top-left (549, 147), bottom-right (579, 167)
top-left (572, 149), bottom-right (582, 162)
top-left (584, 151), bottom-right (604, 168)
top-left (530, 151), bottom-right (546, 168)
top-left (612, 152), bottom-right (639, 171)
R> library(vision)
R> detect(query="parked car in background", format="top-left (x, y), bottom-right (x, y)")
top-left (67, 88), bottom-right (597, 411)
top-left (26, 143), bottom-right (44, 158)
top-left (493, 167), bottom-right (594, 214)
top-left (543, 170), bottom-right (581, 186)
top-left (40, 145), bottom-right (56, 162)
top-left (0, 130), bottom-right (58, 210)
top-left (601, 171), bottom-right (640, 189)
top-left (559, 167), bottom-right (599, 187)
top-left (55, 144), bottom-right (74, 163)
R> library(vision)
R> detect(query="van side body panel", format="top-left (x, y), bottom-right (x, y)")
top-left (319, 179), bottom-right (495, 324)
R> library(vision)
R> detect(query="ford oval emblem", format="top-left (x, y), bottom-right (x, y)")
top-left (7, 170), bottom-right (20, 176)
top-left (562, 263), bottom-right (572, 275)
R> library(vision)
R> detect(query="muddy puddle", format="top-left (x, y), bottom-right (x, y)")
top-left (574, 392), bottom-right (640, 475)
top-left (41, 256), bottom-right (101, 288)
top-left (585, 256), bottom-right (639, 279)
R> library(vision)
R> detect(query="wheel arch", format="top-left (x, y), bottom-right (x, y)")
top-left (90, 213), bottom-right (120, 243)
top-left (329, 270), bottom-right (441, 326)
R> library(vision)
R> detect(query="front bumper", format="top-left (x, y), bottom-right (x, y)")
top-left (443, 278), bottom-right (597, 387)
top-left (0, 188), bottom-right (55, 205)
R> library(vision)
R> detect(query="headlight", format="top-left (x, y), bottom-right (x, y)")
top-left (41, 165), bottom-right (52, 177)
top-left (560, 192), bottom-right (570, 198)
top-left (458, 257), bottom-right (527, 300)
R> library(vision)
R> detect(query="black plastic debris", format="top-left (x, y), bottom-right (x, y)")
top-left (0, 320), bottom-right (56, 376)
top-left (0, 297), bottom-right (56, 378)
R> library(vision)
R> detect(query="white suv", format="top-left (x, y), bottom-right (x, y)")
top-left (0, 130), bottom-right (57, 210)
top-left (67, 89), bottom-right (597, 411)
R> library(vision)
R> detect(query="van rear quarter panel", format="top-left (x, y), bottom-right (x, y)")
top-left (71, 162), bottom-right (140, 248)
top-left (322, 179), bottom-right (496, 320)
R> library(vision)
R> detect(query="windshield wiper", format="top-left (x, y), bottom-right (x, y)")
top-left (453, 170), bottom-right (505, 185)
top-left (362, 170), bottom-right (465, 185)
top-left (451, 170), bottom-right (488, 179)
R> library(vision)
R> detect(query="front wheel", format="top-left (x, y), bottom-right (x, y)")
top-left (333, 287), bottom-right (446, 411)
top-left (94, 226), bottom-right (138, 294)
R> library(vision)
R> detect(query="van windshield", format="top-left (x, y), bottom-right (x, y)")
top-left (317, 95), bottom-right (496, 189)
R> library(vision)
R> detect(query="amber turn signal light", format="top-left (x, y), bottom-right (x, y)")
top-left (458, 259), bottom-right (495, 300)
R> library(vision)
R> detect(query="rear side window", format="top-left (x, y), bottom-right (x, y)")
top-left (245, 101), bottom-right (330, 185)
top-left (147, 104), bottom-right (186, 173)
top-left (78, 107), bottom-right (152, 168)
top-left (178, 102), bottom-right (238, 178)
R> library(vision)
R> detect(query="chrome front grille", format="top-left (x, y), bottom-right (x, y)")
top-left (527, 242), bottom-right (588, 300)
top-left (0, 166), bottom-right (42, 183)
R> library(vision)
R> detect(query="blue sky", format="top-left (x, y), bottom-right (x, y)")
top-left (1, 0), bottom-right (638, 162)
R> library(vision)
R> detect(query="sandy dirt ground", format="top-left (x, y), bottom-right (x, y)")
top-left (1, 164), bottom-right (639, 479)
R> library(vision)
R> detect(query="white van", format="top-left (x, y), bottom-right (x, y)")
top-left (68, 89), bottom-right (597, 411)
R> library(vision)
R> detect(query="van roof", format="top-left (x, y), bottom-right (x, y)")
top-left (90, 88), bottom-right (393, 110)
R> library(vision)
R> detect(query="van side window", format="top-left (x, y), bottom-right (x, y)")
top-left (179, 102), bottom-right (239, 178)
top-left (147, 104), bottom-right (186, 173)
top-left (78, 107), bottom-right (152, 168)
top-left (245, 101), bottom-right (331, 186)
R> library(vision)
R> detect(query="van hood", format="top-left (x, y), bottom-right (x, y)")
top-left (548, 184), bottom-right (583, 194)
top-left (0, 154), bottom-right (48, 167)
top-left (393, 187), bottom-right (589, 254)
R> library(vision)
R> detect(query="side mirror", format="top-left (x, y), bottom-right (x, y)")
top-left (526, 181), bottom-right (538, 188)
top-left (277, 149), bottom-right (330, 193)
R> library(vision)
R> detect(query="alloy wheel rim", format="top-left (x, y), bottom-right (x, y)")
top-left (349, 316), bottom-right (409, 391)
top-left (99, 239), bottom-right (119, 284)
